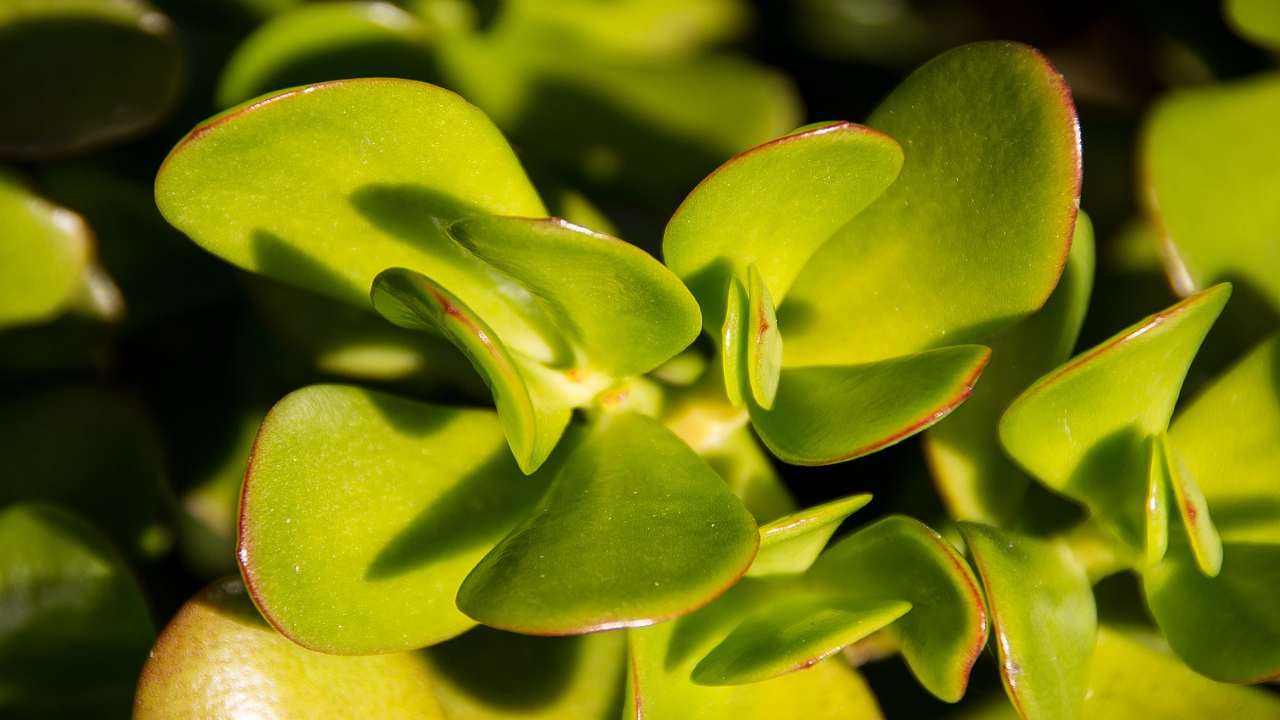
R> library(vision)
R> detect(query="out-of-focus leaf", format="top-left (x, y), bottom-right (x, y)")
top-left (748, 494), bottom-right (871, 577)
top-left (0, 0), bottom-right (182, 157)
top-left (783, 42), bottom-right (1081, 366)
top-left (960, 523), bottom-right (1095, 720)
top-left (498, 0), bottom-right (748, 57)
top-left (238, 385), bottom-right (548, 654)
top-left (0, 169), bottom-right (92, 329)
top-left (134, 578), bottom-right (446, 719)
top-left (748, 345), bottom-right (990, 465)
top-left (0, 386), bottom-right (172, 560)
top-left (925, 214), bottom-right (1095, 524)
top-left (999, 284), bottom-right (1230, 553)
top-left (1143, 74), bottom-right (1280, 312)
top-left (744, 264), bottom-right (782, 408)
top-left (1226, 0), bottom-right (1280, 51)
top-left (424, 626), bottom-right (626, 720)
top-left (807, 516), bottom-right (988, 702)
top-left (0, 503), bottom-right (153, 720)
top-left (457, 412), bottom-right (758, 634)
top-left (217, 2), bottom-right (436, 108)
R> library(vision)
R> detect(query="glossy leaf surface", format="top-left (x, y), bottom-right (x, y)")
top-left (0, 503), bottom-right (153, 719)
top-left (999, 284), bottom-right (1230, 552)
top-left (960, 523), bottom-right (1095, 720)
top-left (0, 170), bottom-right (92, 329)
top-left (1143, 74), bottom-right (1280, 309)
top-left (748, 493), bottom-right (871, 577)
top-left (457, 412), bottom-right (757, 634)
top-left (926, 214), bottom-right (1095, 523)
top-left (135, 578), bottom-right (446, 719)
top-left (239, 385), bottom-right (548, 654)
top-left (783, 41), bottom-right (1081, 365)
top-left (0, 0), bottom-right (182, 156)
top-left (1158, 434), bottom-right (1222, 576)
top-left (807, 516), bottom-right (987, 702)
top-left (749, 345), bottom-right (990, 465)
top-left (662, 121), bottom-right (903, 332)
top-left (745, 264), bottom-right (782, 408)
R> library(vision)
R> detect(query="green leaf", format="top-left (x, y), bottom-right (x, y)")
top-left (959, 523), bottom-right (1095, 720)
top-left (447, 214), bottom-right (701, 379)
top-left (457, 412), bottom-right (758, 635)
top-left (691, 592), bottom-right (910, 685)
top-left (925, 213), bottom-right (1096, 524)
top-left (155, 78), bottom-right (552, 358)
top-left (238, 384), bottom-right (548, 654)
top-left (1144, 436), bottom-right (1170, 566)
top-left (134, 578), bottom-right (447, 719)
top-left (1226, 0), bottom-right (1280, 52)
top-left (806, 515), bottom-right (988, 702)
top-left (1085, 626), bottom-right (1280, 717)
top-left (1142, 73), bottom-right (1280, 311)
top-left (371, 268), bottom-right (573, 473)
top-left (748, 494), bottom-right (872, 577)
top-left (748, 345), bottom-right (991, 465)
top-left (662, 121), bottom-right (903, 334)
top-left (745, 264), bottom-right (783, 409)
top-left (0, 503), bottom-right (153, 719)
top-left (721, 276), bottom-right (748, 408)
top-left (497, 0), bottom-right (747, 57)
top-left (0, 169), bottom-right (92, 329)
top-left (1159, 434), bottom-right (1222, 576)
top-left (0, 0), bottom-right (182, 156)
top-left (0, 386), bottom-right (173, 560)
top-left (424, 626), bottom-right (626, 720)
top-left (999, 284), bottom-right (1231, 553)
top-left (217, 1), bottom-right (437, 108)
top-left (782, 41), bottom-right (1081, 366)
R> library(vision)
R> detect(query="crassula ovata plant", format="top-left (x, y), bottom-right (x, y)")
top-left (3, 1), bottom-right (1280, 719)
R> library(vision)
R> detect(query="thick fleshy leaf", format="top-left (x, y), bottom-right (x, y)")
top-left (498, 0), bottom-right (747, 57)
top-left (925, 213), bottom-right (1095, 524)
top-left (238, 384), bottom-right (548, 654)
top-left (0, 386), bottom-right (172, 560)
top-left (1169, 333), bottom-right (1280, 544)
top-left (749, 345), bottom-right (991, 465)
top-left (1144, 436), bottom-right (1170, 566)
top-left (0, 0), bottom-right (182, 157)
top-left (721, 276), bottom-right (748, 408)
top-left (806, 516), bottom-right (988, 702)
top-left (783, 41), bottom-right (1081, 365)
top-left (1158, 434), bottom-right (1222, 576)
top-left (1084, 626), bottom-right (1280, 717)
top-left (457, 412), bottom-right (758, 635)
top-left (1143, 74), bottom-right (1280, 311)
top-left (371, 268), bottom-right (573, 473)
top-left (1226, 0), bottom-right (1280, 48)
top-left (155, 78), bottom-right (555, 359)
top-left (0, 169), bottom-right (92, 329)
top-left (999, 284), bottom-right (1230, 553)
top-left (662, 121), bottom-right (903, 332)
top-left (134, 578), bottom-right (446, 719)
top-left (217, 1), bottom-right (436, 107)
top-left (745, 264), bottom-right (783, 409)
top-left (424, 626), bottom-right (626, 720)
top-left (960, 523), bottom-right (1095, 720)
top-left (626, 580), bottom-right (884, 720)
top-left (0, 503), bottom-right (153, 719)
top-left (448, 214), bottom-right (701, 378)
top-left (748, 494), bottom-right (871, 577)
top-left (692, 592), bottom-right (910, 685)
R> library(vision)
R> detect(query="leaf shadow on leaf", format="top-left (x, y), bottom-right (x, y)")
top-left (363, 447), bottom-right (550, 581)
top-left (1061, 424), bottom-right (1149, 549)
top-left (349, 183), bottom-right (488, 250)
top-left (364, 386), bottom-right (454, 434)
top-left (662, 577), bottom-right (784, 672)
top-left (251, 229), bottom-right (364, 300)
top-left (423, 626), bottom-right (581, 709)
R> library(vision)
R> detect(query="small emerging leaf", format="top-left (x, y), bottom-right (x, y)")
top-left (1159, 434), bottom-right (1222, 576)
top-left (1144, 436), bottom-right (1170, 566)
top-left (748, 493), bottom-right (872, 577)
top-left (746, 264), bottom-right (782, 409)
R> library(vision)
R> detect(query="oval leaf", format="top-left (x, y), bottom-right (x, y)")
top-left (238, 384), bottom-right (548, 654)
top-left (457, 412), bottom-right (758, 635)
top-left (1227, 0), bottom-right (1280, 48)
top-left (0, 170), bottom-right (93, 329)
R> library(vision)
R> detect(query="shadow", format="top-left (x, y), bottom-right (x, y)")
top-left (1063, 424), bottom-right (1150, 548)
top-left (364, 447), bottom-right (548, 580)
top-left (364, 385), bottom-right (455, 435)
top-left (251, 229), bottom-right (364, 302)
top-left (1208, 497), bottom-right (1280, 537)
top-left (1181, 275), bottom-right (1280, 402)
top-left (349, 183), bottom-right (486, 251)
top-left (423, 626), bottom-right (580, 709)
top-left (662, 577), bottom-right (783, 671)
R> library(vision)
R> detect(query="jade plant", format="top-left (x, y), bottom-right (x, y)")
top-left (3, 2), bottom-right (1280, 719)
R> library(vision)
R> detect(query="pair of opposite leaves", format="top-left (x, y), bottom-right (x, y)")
top-left (156, 40), bottom-right (1083, 477)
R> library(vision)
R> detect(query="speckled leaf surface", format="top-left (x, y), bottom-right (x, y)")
top-left (783, 41), bottom-right (1081, 365)
top-left (0, 503), bottom-right (153, 719)
top-left (1142, 74), bottom-right (1280, 310)
top-left (999, 284), bottom-right (1230, 553)
top-left (960, 523), bottom-right (1095, 720)
top-left (457, 412), bottom-right (758, 634)
top-left (238, 385), bottom-right (548, 654)
top-left (748, 493), bottom-right (871, 577)
top-left (0, 170), bottom-right (92, 329)
top-left (0, 0), bottom-right (182, 157)
top-left (806, 516), bottom-right (987, 702)
top-left (926, 214), bottom-right (1095, 524)
top-left (134, 578), bottom-right (446, 719)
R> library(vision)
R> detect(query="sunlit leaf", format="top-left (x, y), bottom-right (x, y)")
top-left (748, 494), bottom-right (871, 577)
